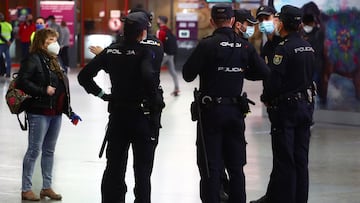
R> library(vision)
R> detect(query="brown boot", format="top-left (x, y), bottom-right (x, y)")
top-left (40, 188), bottom-right (62, 200)
top-left (21, 190), bottom-right (40, 201)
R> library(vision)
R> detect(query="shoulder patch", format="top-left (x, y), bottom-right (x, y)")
top-left (273, 54), bottom-right (283, 65)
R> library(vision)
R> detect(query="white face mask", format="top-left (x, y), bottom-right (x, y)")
top-left (259, 20), bottom-right (275, 34)
top-left (303, 25), bottom-right (314, 33)
top-left (242, 26), bottom-right (255, 38)
top-left (274, 22), bottom-right (281, 36)
top-left (47, 42), bottom-right (60, 55)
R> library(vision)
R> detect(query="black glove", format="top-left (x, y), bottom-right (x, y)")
top-left (101, 94), bottom-right (112, 101)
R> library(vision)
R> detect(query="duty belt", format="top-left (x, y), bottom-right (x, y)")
top-left (270, 91), bottom-right (312, 106)
top-left (201, 96), bottom-right (240, 105)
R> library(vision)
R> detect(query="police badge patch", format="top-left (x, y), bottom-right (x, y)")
top-left (273, 55), bottom-right (283, 65)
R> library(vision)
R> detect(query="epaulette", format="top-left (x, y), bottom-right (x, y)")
top-left (278, 38), bottom-right (289, 46)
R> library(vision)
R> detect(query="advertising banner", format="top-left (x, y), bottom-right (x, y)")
top-left (40, 1), bottom-right (75, 46)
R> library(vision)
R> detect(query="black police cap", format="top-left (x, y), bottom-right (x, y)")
top-left (277, 5), bottom-right (303, 26)
top-left (234, 9), bottom-right (258, 24)
top-left (256, 6), bottom-right (276, 19)
top-left (129, 8), bottom-right (153, 22)
top-left (122, 12), bottom-right (150, 30)
top-left (211, 4), bottom-right (234, 20)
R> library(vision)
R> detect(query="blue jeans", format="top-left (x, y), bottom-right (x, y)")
top-left (22, 113), bottom-right (62, 192)
top-left (0, 44), bottom-right (11, 76)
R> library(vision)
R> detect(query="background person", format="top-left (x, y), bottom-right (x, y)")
top-left (156, 15), bottom-right (180, 96)
top-left (0, 12), bottom-right (14, 78)
top-left (59, 20), bottom-right (71, 73)
top-left (30, 16), bottom-right (46, 43)
top-left (18, 14), bottom-right (35, 59)
top-left (17, 28), bottom-right (81, 201)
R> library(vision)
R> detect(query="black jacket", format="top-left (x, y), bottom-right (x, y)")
top-left (183, 27), bottom-right (269, 97)
top-left (262, 32), bottom-right (315, 102)
top-left (17, 53), bottom-right (73, 117)
top-left (78, 40), bottom-right (162, 112)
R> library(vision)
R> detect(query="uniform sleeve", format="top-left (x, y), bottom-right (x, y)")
top-left (140, 49), bottom-right (163, 111)
top-left (77, 49), bottom-right (107, 96)
top-left (263, 45), bottom-right (288, 101)
top-left (182, 41), bottom-right (206, 82)
top-left (245, 44), bottom-right (270, 81)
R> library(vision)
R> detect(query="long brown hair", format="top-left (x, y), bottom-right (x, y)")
top-left (30, 28), bottom-right (59, 54)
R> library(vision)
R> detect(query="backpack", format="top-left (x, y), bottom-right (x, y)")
top-left (5, 73), bottom-right (31, 130)
top-left (163, 29), bottom-right (178, 55)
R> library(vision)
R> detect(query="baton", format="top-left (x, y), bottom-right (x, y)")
top-left (98, 123), bottom-right (109, 158)
top-left (194, 88), bottom-right (210, 178)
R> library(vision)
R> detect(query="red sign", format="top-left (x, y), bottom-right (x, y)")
top-left (40, 1), bottom-right (75, 46)
top-left (108, 18), bottom-right (122, 31)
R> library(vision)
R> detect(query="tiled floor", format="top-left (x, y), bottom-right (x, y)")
top-left (0, 69), bottom-right (359, 203)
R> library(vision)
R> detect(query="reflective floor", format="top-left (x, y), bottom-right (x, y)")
top-left (0, 69), bottom-right (360, 203)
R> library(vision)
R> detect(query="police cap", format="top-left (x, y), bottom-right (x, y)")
top-left (211, 4), bottom-right (234, 20)
top-left (122, 12), bottom-right (150, 30)
top-left (256, 6), bottom-right (276, 19)
top-left (234, 9), bottom-right (258, 24)
top-left (277, 5), bottom-right (303, 27)
top-left (129, 8), bottom-right (153, 22)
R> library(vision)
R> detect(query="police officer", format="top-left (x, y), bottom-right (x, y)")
top-left (78, 12), bottom-right (163, 203)
top-left (256, 6), bottom-right (282, 65)
top-left (233, 9), bottom-right (258, 40)
top-left (88, 8), bottom-right (164, 159)
top-left (183, 4), bottom-right (269, 203)
top-left (252, 5), bottom-right (315, 203)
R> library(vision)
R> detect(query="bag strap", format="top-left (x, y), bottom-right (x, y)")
top-left (17, 113), bottom-right (28, 131)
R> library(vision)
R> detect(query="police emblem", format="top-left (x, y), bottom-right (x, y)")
top-left (273, 55), bottom-right (283, 65)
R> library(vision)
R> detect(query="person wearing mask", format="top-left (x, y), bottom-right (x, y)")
top-left (78, 12), bottom-right (164, 203)
top-left (256, 6), bottom-right (282, 65)
top-left (183, 4), bottom-right (269, 203)
top-left (89, 8), bottom-right (164, 152)
top-left (301, 13), bottom-right (326, 106)
top-left (252, 5), bottom-right (315, 203)
top-left (17, 28), bottom-right (81, 201)
top-left (30, 16), bottom-right (46, 43)
top-left (59, 20), bottom-right (71, 73)
top-left (18, 14), bottom-right (36, 59)
top-left (0, 12), bottom-right (14, 78)
top-left (233, 9), bottom-right (258, 40)
top-left (156, 15), bottom-right (180, 96)
top-left (46, 15), bottom-right (61, 43)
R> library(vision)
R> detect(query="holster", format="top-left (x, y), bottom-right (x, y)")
top-left (190, 101), bottom-right (199, 121)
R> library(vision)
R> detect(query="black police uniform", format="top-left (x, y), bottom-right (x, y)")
top-left (183, 25), bottom-right (269, 203)
top-left (260, 35), bottom-right (283, 65)
top-left (261, 20), bottom-right (315, 203)
top-left (78, 36), bottom-right (161, 203)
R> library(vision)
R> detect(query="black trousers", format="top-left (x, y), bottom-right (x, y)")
top-left (197, 104), bottom-right (247, 203)
top-left (101, 108), bottom-right (158, 203)
top-left (59, 46), bottom-right (69, 72)
top-left (266, 99), bottom-right (314, 203)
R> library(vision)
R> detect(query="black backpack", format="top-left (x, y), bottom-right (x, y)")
top-left (163, 29), bottom-right (177, 55)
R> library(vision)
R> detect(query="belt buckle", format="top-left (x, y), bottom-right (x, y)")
top-left (201, 96), bottom-right (212, 104)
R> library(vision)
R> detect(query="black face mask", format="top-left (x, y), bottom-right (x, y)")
top-left (27, 19), bottom-right (33, 23)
